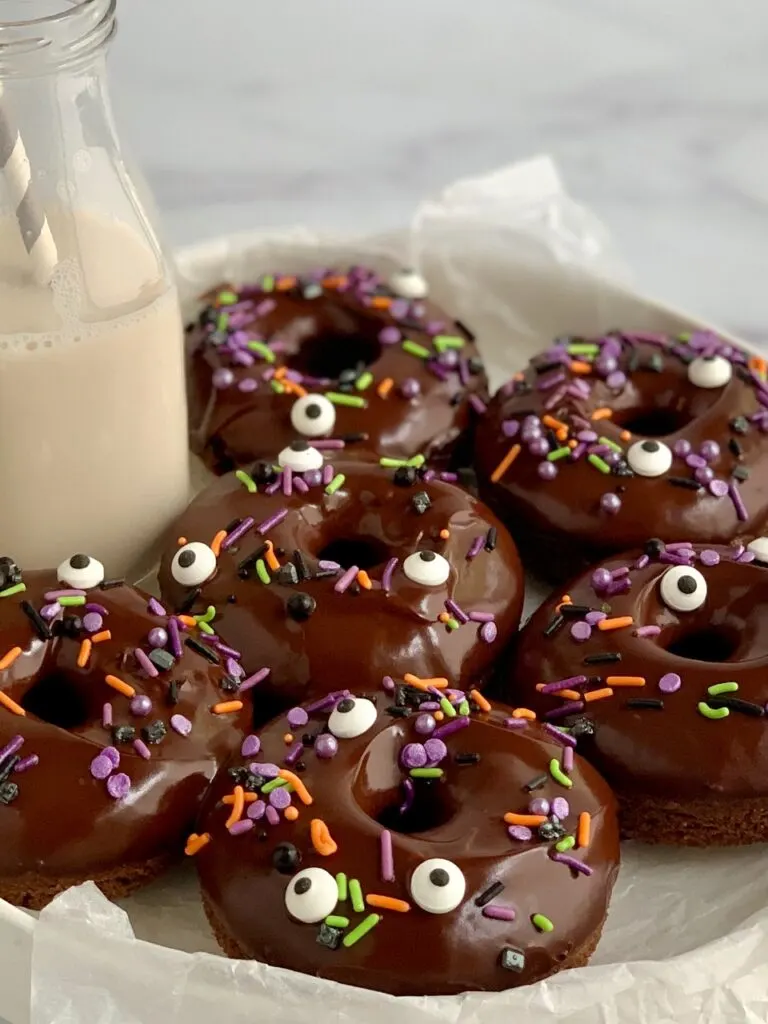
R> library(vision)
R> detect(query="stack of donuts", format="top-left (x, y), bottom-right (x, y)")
top-left (5, 264), bottom-right (767, 998)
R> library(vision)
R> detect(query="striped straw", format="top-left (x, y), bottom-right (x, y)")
top-left (0, 84), bottom-right (58, 285)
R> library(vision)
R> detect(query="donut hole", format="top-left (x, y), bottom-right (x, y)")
top-left (663, 624), bottom-right (740, 663)
top-left (317, 536), bottom-right (390, 571)
top-left (613, 406), bottom-right (693, 438)
top-left (286, 331), bottom-right (382, 381)
top-left (375, 783), bottom-right (459, 835)
top-left (21, 673), bottom-right (90, 729)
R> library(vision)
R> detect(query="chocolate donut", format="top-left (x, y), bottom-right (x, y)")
top-left (187, 266), bottom-right (488, 474)
top-left (0, 554), bottom-right (250, 908)
top-left (508, 536), bottom-right (768, 845)
top-left (193, 688), bottom-right (619, 996)
top-left (158, 452), bottom-right (523, 724)
top-left (475, 330), bottom-right (768, 580)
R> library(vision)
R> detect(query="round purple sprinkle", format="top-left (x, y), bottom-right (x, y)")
top-left (315, 735), bottom-right (338, 759)
top-left (695, 466), bottom-right (714, 484)
top-left (523, 415), bottom-right (541, 429)
top-left (400, 377), bottom-right (421, 399)
top-left (438, 350), bottom-right (459, 369)
top-left (170, 714), bottom-right (192, 737)
top-left (106, 772), bottom-right (131, 800)
top-left (400, 742), bottom-right (427, 770)
top-left (102, 746), bottom-right (120, 767)
top-left (508, 825), bottom-right (533, 842)
top-left (90, 754), bottom-right (113, 780)
top-left (414, 713), bottom-right (436, 736)
top-left (585, 610), bottom-right (607, 625)
top-left (130, 695), bottom-right (152, 717)
top-left (528, 437), bottom-right (549, 457)
top-left (552, 797), bottom-right (570, 820)
top-left (238, 378), bottom-right (257, 393)
top-left (592, 567), bottom-right (612, 591)
top-left (269, 787), bottom-right (292, 810)
top-left (40, 603), bottom-right (61, 621)
top-left (241, 734), bottom-right (261, 758)
top-left (596, 356), bottom-right (618, 375)
top-left (685, 454), bottom-right (706, 470)
top-left (423, 738), bottom-right (448, 764)
top-left (700, 549), bottom-right (720, 567)
top-left (212, 367), bottom-right (235, 389)
top-left (570, 621), bottom-right (592, 643)
top-left (528, 797), bottom-right (550, 816)
top-left (659, 672), bottom-right (682, 694)
top-left (82, 612), bottom-right (103, 634)
top-left (379, 326), bottom-right (401, 344)
top-left (247, 799), bottom-right (266, 820)
top-left (251, 761), bottom-right (280, 778)
top-left (480, 621), bottom-right (498, 644)
top-left (304, 469), bottom-right (322, 487)
top-left (700, 440), bottom-right (721, 462)
top-left (673, 439), bottom-right (691, 457)
top-left (148, 627), bottom-right (168, 649)
top-left (603, 451), bottom-right (621, 468)
top-left (600, 493), bottom-right (622, 515)
top-left (538, 461), bottom-right (558, 481)
top-left (521, 426), bottom-right (542, 443)
top-left (710, 479), bottom-right (729, 498)
top-left (606, 370), bottom-right (627, 389)
top-left (287, 707), bottom-right (309, 729)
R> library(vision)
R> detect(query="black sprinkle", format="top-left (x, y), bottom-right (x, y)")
top-left (560, 604), bottom-right (593, 619)
top-left (228, 766), bottom-right (266, 791)
top-left (499, 947), bottom-right (526, 973)
top-left (565, 716), bottom-right (596, 738)
top-left (149, 648), bottom-right (176, 672)
top-left (708, 697), bottom-right (764, 717)
top-left (450, 391), bottom-right (463, 406)
top-left (543, 614), bottom-right (565, 637)
top-left (293, 550), bottom-right (311, 582)
top-left (142, 720), bottom-right (168, 744)
top-left (533, 360), bottom-right (564, 375)
top-left (226, 594), bottom-right (237, 604)
top-left (341, 432), bottom-right (369, 444)
top-left (645, 354), bottom-right (664, 373)
top-left (626, 698), bottom-right (664, 710)
top-left (475, 881), bottom-right (505, 907)
top-left (0, 781), bottom-right (19, 805)
top-left (99, 578), bottom-right (125, 590)
top-left (394, 466), bottom-right (418, 488)
top-left (176, 587), bottom-right (202, 614)
top-left (730, 416), bottom-right (749, 435)
top-left (523, 773), bottom-right (549, 792)
top-left (167, 680), bottom-right (180, 705)
top-left (313, 570), bottom-right (339, 580)
top-left (485, 527), bottom-right (498, 552)
top-left (276, 563), bottom-right (300, 586)
top-left (252, 460), bottom-right (276, 485)
top-left (237, 544), bottom-right (268, 575)
top-left (60, 615), bottom-right (83, 638)
top-left (386, 705), bottom-right (412, 718)
top-left (454, 318), bottom-right (476, 342)
top-left (20, 600), bottom-right (52, 640)
top-left (538, 820), bottom-right (566, 841)
top-left (112, 725), bottom-right (136, 744)
top-left (584, 652), bottom-right (622, 665)
top-left (411, 490), bottom-right (432, 515)
top-left (546, 428), bottom-right (559, 451)
top-left (224, 518), bottom-right (243, 534)
top-left (219, 675), bottom-right (241, 694)
top-left (644, 538), bottom-right (665, 557)
top-left (454, 752), bottom-right (481, 765)
top-left (733, 466), bottom-right (750, 481)
top-left (627, 350), bottom-right (640, 373)
top-left (728, 438), bottom-right (744, 459)
top-left (457, 467), bottom-right (479, 490)
top-left (287, 592), bottom-right (316, 621)
top-left (0, 755), bottom-right (19, 783)
top-left (184, 637), bottom-right (221, 664)
top-left (468, 356), bottom-right (484, 375)
top-left (316, 924), bottom-right (343, 950)
top-left (668, 477), bottom-right (703, 491)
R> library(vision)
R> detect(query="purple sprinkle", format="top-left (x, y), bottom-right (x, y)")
top-left (256, 509), bottom-right (288, 535)
top-left (419, 701), bottom-right (441, 712)
top-left (82, 612), bottom-right (104, 633)
top-left (415, 713), bottom-right (436, 735)
top-left (293, 476), bottom-right (309, 494)
top-left (322, 464), bottom-right (334, 486)
top-left (148, 627), bottom-right (168, 649)
top-left (528, 797), bottom-right (550, 816)
top-left (318, 559), bottom-right (342, 573)
top-left (480, 621), bottom-right (498, 643)
top-left (659, 551), bottom-right (694, 566)
top-left (695, 466), bottom-right (715, 484)
top-left (740, 551), bottom-right (757, 564)
top-left (538, 461), bottom-right (558, 481)
top-left (467, 536), bottom-right (484, 560)
top-left (422, 469), bottom-right (436, 482)
top-left (483, 904), bottom-right (516, 921)
top-left (130, 694), bottom-right (152, 717)
top-left (315, 734), bottom-right (339, 759)
top-left (381, 557), bottom-right (399, 592)
top-left (540, 675), bottom-right (587, 694)
top-left (659, 672), bottom-right (681, 693)
top-left (250, 761), bottom-right (280, 779)
top-left (40, 603), bottom-right (61, 620)
top-left (84, 602), bottom-right (109, 617)
top-left (170, 714), bottom-right (192, 737)
top-left (306, 693), bottom-right (338, 714)
top-left (562, 747), bottom-right (574, 773)
top-left (238, 378), bottom-right (258, 393)
top-left (265, 805), bottom-right (280, 826)
top-left (432, 716), bottom-right (471, 740)
top-left (134, 648), bottom-right (159, 679)
top-left (264, 479), bottom-right (282, 496)
top-left (14, 754), bottom-right (38, 773)
top-left (673, 439), bottom-right (692, 457)
top-left (382, 675), bottom-right (396, 693)
top-left (508, 825), bottom-right (533, 842)
top-left (469, 393), bottom-right (487, 415)
top-left (611, 566), bottom-right (630, 579)
top-left (551, 853), bottom-right (593, 876)
top-left (133, 738), bottom-right (151, 760)
top-left (146, 598), bottom-right (166, 617)
top-left (543, 724), bottom-right (577, 747)
top-left (45, 589), bottom-right (86, 601)
top-left (269, 787), bottom-right (292, 810)
top-left (247, 800), bottom-right (266, 820)
top-left (585, 613), bottom-right (606, 627)
top-left (606, 370), bottom-right (627, 389)
top-left (213, 643), bottom-right (241, 659)
top-left (545, 701), bottom-right (585, 720)
top-left (221, 517), bottom-right (255, 551)
top-left (635, 625), bottom-right (661, 638)
top-left (552, 796), bottom-right (570, 819)
top-left (502, 420), bottom-right (520, 438)
top-left (731, 544), bottom-right (746, 561)
top-left (102, 702), bottom-right (113, 728)
top-left (710, 479), bottom-right (729, 498)
top-left (284, 741), bottom-right (304, 767)
top-left (424, 737), bottom-right (448, 764)
top-left (225, 657), bottom-right (244, 681)
top-left (401, 743), bottom-right (428, 769)
top-left (469, 611), bottom-right (495, 623)
top-left (570, 621), bottom-right (592, 643)
top-left (229, 819), bottom-right (254, 835)
top-left (90, 754), bottom-right (113, 780)
top-left (544, 386), bottom-right (568, 410)
top-left (379, 326), bottom-right (401, 344)
top-left (240, 667), bottom-right (271, 692)
top-left (212, 368), bottom-right (235, 389)
top-left (537, 370), bottom-right (566, 391)
top-left (255, 298), bottom-right (276, 316)
top-left (606, 577), bottom-right (631, 597)
top-left (686, 454), bottom-right (706, 470)
top-left (334, 565), bottom-right (359, 594)
top-left (577, 430), bottom-right (598, 442)
top-left (282, 466), bottom-right (293, 497)
top-left (445, 598), bottom-right (469, 624)
top-left (241, 735), bottom-right (261, 757)
top-left (106, 773), bottom-right (131, 800)
top-left (102, 746), bottom-right (120, 767)
top-left (287, 707), bottom-right (309, 729)
top-left (700, 440), bottom-right (721, 462)
top-left (591, 568), bottom-right (612, 592)
top-left (729, 481), bottom-right (749, 522)
top-left (0, 735), bottom-right (24, 763)
top-left (168, 618), bottom-right (183, 659)
top-left (634, 554), bottom-right (650, 570)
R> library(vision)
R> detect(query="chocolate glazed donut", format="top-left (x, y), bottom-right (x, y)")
top-left (186, 266), bottom-right (488, 474)
top-left (508, 536), bottom-right (768, 846)
top-left (0, 555), bottom-right (250, 909)
top-left (475, 330), bottom-right (768, 580)
top-left (158, 453), bottom-right (523, 725)
top-left (193, 689), bottom-right (619, 996)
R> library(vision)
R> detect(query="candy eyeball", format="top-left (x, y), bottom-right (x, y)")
top-left (278, 441), bottom-right (324, 473)
top-left (290, 394), bottom-right (336, 438)
top-left (747, 537), bottom-right (768, 564)
top-left (57, 554), bottom-right (105, 590)
top-left (389, 268), bottom-right (428, 300)
top-left (627, 440), bottom-right (673, 478)
top-left (171, 542), bottom-right (217, 587)
top-left (403, 550), bottom-right (451, 587)
top-left (410, 858), bottom-right (466, 914)
top-left (328, 696), bottom-right (377, 739)
top-left (659, 565), bottom-right (707, 612)
top-left (688, 355), bottom-right (732, 389)
top-left (284, 867), bottom-right (338, 924)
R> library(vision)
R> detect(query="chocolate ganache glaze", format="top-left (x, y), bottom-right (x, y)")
top-left (475, 330), bottom-right (768, 579)
top-left (186, 266), bottom-right (488, 474)
top-left (195, 691), bottom-right (619, 996)
top-left (508, 537), bottom-right (768, 844)
top-left (0, 556), bottom-right (250, 907)
top-left (158, 453), bottom-right (523, 725)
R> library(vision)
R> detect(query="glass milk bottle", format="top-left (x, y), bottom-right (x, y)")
top-left (0, 0), bottom-right (189, 578)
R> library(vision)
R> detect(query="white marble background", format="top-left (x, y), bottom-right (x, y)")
top-left (110, 0), bottom-right (768, 343)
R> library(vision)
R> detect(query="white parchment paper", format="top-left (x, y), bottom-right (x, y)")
top-left (27, 157), bottom-right (768, 1023)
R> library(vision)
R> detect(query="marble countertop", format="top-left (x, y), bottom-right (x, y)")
top-left (110, 0), bottom-right (768, 343)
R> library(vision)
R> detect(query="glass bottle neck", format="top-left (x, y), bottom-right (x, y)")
top-left (0, 0), bottom-right (116, 77)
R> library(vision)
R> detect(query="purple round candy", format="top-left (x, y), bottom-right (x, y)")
top-left (480, 621), bottom-right (498, 644)
top-left (269, 787), bottom-right (292, 810)
top-left (212, 368), bottom-right (235, 389)
top-left (709, 479), bottom-right (729, 498)
top-left (238, 378), bottom-right (257, 393)
top-left (695, 466), bottom-right (714, 484)
top-left (673, 439), bottom-right (691, 457)
top-left (148, 627), bottom-right (168, 648)
top-left (699, 549), bottom-right (720, 567)
top-left (596, 356), bottom-right (618, 375)
top-left (606, 370), bottom-right (627, 389)
top-left (130, 695), bottom-right (152, 717)
top-left (508, 825), bottom-right (532, 842)
top-left (600, 492), bottom-right (622, 514)
top-left (303, 469), bottom-right (322, 487)
top-left (82, 612), bottom-right (103, 634)
top-left (101, 746), bottom-right (120, 768)
top-left (700, 440), bottom-right (721, 462)
top-left (287, 707), bottom-right (309, 729)
top-left (603, 451), bottom-right (621, 468)
top-left (90, 754), bottom-right (113, 780)
top-left (528, 437), bottom-right (549, 457)
top-left (400, 742), bottom-right (427, 770)
top-left (685, 454), bottom-right (706, 469)
top-left (659, 672), bottom-right (682, 694)
top-left (592, 567), bottom-right (612, 591)
top-left (241, 734), bottom-right (261, 757)
top-left (523, 415), bottom-right (541, 429)
top-left (379, 326), bottom-right (401, 344)
top-left (585, 610), bottom-right (606, 625)
top-left (423, 738), bottom-right (448, 764)
top-left (570, 621), bottom-right (592, 642)
top-left (414, 713), bottom-right (436, 736)
top-left (521, 426), bottom-right (542, 443)
top-left (552, 797), bottom-right (570, 820)
top-left (106, 772), bottom-right (131, 800)
top-left (528, 797), bottom-right (550, 816)
top-left (438, 350), bottom-right (459, 369)
top-left (537, 461), bottom-right (558, 481)
top-left (315, 735), bottom-right (338, 759)
top-left (170, 714), bottom-right (192, 737)
top-left (247, 799), bottom-right (266, 820)
top-left (400, 378), bottom-right (421, 399)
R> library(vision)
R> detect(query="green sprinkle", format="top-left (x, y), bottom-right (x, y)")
top-left (325, 915), bottom-right (350, 929)
top-left (531, 913), bottom-right (554, 933)
top-left (336, 872), bottom-right (348, 902)
top-left (342, 913), bottom-right (380, 948)
top-left (256, 559), bottom-right (271, 585)
top-left (407, 454), bottom-right (426, 468)
top-left (260, 275), bottom-right (275, 292)
top-left (216, 290), bottom-right (238, 305)
top-left (698, 702), bottom-right (730, 720)
top-left (707, 681), bottom-right (738, 696)
top-left (379, 457), bottom-right (409, 468)
top-left (196, 605), bottom-right (216, 624)
top-left (197, 621), bottom-right (214, 635)
top-left (216, 312), bottom-right (229, 332)
top-left (598, 436), bottom-right (623, 454)
top-left (588, 454), bottom-right (611, 474)
top-left (547, 446), bottom-right (571, 462)
top-left (0, 583), bottom-right (25, 599)
top-left (410, 767), bottom-right (444, 779)
top-left (458, 699), bottom-right (470, 716)
top-left (235, 470), bottom-right (257, 493)
top-left (325, 392), bottom-right (367, 408)
top-left (567, 343), bottom-right (599, 355)
top-left (355, 371), bottom-right (374, 391)
top-left (677, 332), bottom-right (691, 342)
top-left (270, 379), bottom-right (285, 394)
top-left (246, 340), bottom-right (276, 363)
top-left (445, 617), bottom-right (460, 631)
top-left (555, 836), bottom-right (576, 852)
top-left (349, 878), bottom-right (365, 914)
top-left (325, 473), bottom-right (346, 495)
top-left (58, 595), bottom-right (86, 607)
top-left (440, 696), bottom-right (457, 718)
top-left (261, 777), bottom-right (290, 795)
top-left (402, 340), bottom-right (431, 360)
top-left (433, 334), bottom-right (466, 352)
top-left (549, 758), bottom-right (573, 788)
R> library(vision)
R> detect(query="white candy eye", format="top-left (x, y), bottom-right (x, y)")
top-left (688, 355), bottom-right (732, 389)
top-left (627, 440), bottom-right (673, 477)
top-left (57, 554), bottom-right (105, 590)
top-left (403, 550), bottom-right (451, 586)
top-left (747, 537), bottom-right (768, 564)
top-left (284, 867), bottom-right (338, 924)
top-left (290, 394), bottom-right (336, 438)
top-left (410, 858), bottom-right (466, 915)
top-left (388, 268), bottom-right (428, 300)
top-left (328, 696), bottom-right (377, 739)
top-left (660, 565), bottom-right (707, 612)
top-left (171, 542), bottom-right (217, 587)
top-left (278, 441), bottom-right (324, 473)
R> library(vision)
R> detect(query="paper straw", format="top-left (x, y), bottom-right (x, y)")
top-left (0, 84), bottom-right (58, 285)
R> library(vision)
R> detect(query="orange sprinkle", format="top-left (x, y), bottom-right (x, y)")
top-left (284, 806), bottom-right (299, 822)
top-left (513, 371), bottom-right (525, 381)
top-left (556, 427), bottom-right (569, 442)
top-left (91, 630), bottom-right (112, 644)
top-left (542, 415), bottom-right (567, 431)
top-left (225, 785), bottom-right (245, 829)
top-left (0, 647), bottom-right (22, 672)
top-left (439, 528), bottom-right (451, 541)
top-left (470, 689), bottom-right (491, 712)
top-left (310, 818), bottom-right (337, 856)
top-left (0, 691), bottom-right (25, 716)
top-left (76, 640), bottom-right (92, 669)
top-left (222, 791), bottom-right (258, 805)
top-left (209, 530), bottom-right (227, 557)
top-left (434, 710), bottom-right (444, 721)
top-left (279, 769), bottom-right (313, 806)
top-left (577, 811), bottom-right (591, 848)
top-left (584, 687), bottom-right (614, 702)
top-left (438, 612), bottom-right (450, 623)
top-left (535, 684), bottom-right (581, 701)
top-left (511, 707), bottom-right (536, 720)
top-left (597, 615), bottom-right (634, 632)
top-left (404, 673), bottom-right (448, 690)
top-left (177, 615), bottom-right (197, 628)
top-left (276, 275), bottom-right (297, 291)
top-left (265, 540), bottom-right (280, 572)
top-left (212, 700), bottom-right (244, 715)
top-left (283, 733), bottom-right (294, 744)
top-left (749, 354), bottom-right (767, 375)
top-left (282, 379), bottom-right (308, 398)
top-left (591, 407), bottom-right (613, 421)
top-left (570, 360), bottom-right (593, 374)
top-left (490, 444), bottom-right (521, 483)
top-left (504, 812), bottom-right (546, 826)
top-left (185, 832), bottom-right (211, 856)
top-left (620, 430), bottom-right (632, 442)
top-left (366, 894), bottom-right (411, 913)
top-left (105, 674), bottom-right (136, 698)
top-left (377, 377), bottom-right (394, 398)
top-left (274, 366), bottom-right (288, 380)
top-left (357, 570), bottom-right (373, 590)
top-left (568, 438), bottom-right (578, 449)
top-left (322, 275), bottom-right (348, 290)
top-left (370, 296), bottom-right (392, 310)
top-left (177, 536), bottom-right (187, 546)
top-left (605, 676), bottom-right (646, 687)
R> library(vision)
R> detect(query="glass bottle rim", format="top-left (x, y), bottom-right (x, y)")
top-left (0, 0), bottom-right (116, 75)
